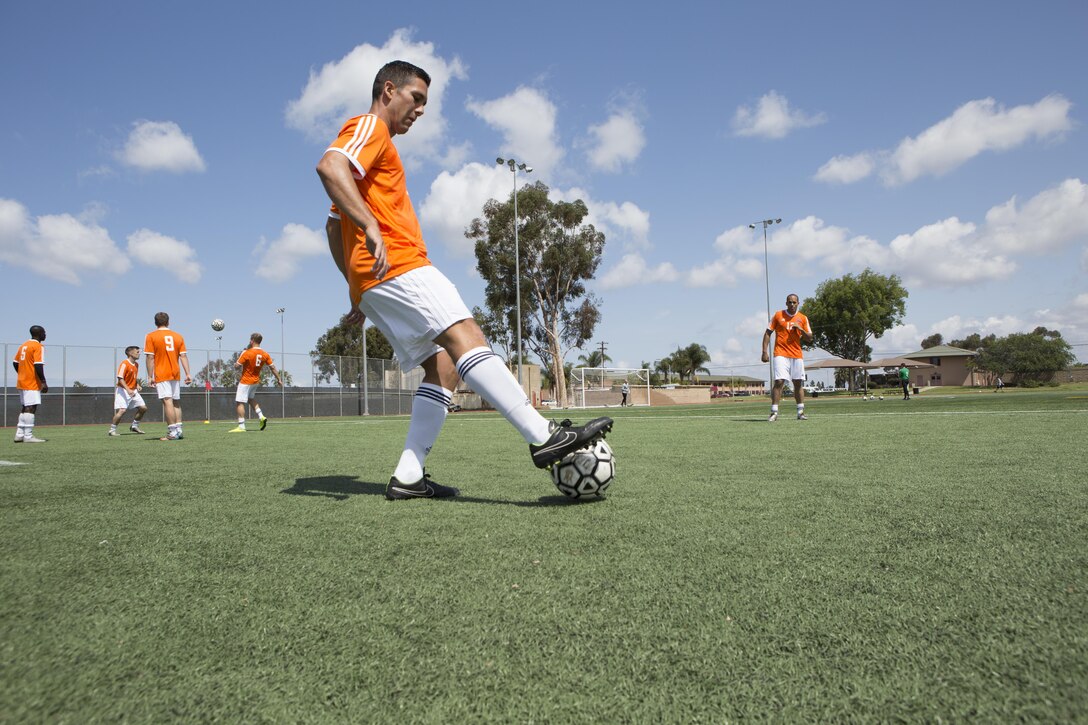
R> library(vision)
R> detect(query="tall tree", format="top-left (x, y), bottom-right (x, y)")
top-left (311, 315), bottom-right (394, 385)
top-left (920, 333), bottom-right (944, 349)
top-left (975, 327), bottom-right (1074, 384)
top-left (467, 180), bottom-right (606, 407)
top-left (802, 269), bottom-right (908, 389)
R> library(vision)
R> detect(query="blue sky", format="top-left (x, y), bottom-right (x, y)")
top-left (2, 1), bottom-right (1086, 386)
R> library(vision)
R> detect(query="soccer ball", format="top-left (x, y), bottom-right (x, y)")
top-left (211, 319), bottom-right (225, 332)
top-left (879, 396), bottom-right (884, 400)
top-left (551, 439), bottom-right (615, 499)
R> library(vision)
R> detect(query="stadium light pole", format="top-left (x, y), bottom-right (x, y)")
top-left (497, 157), bottom-right (532, 386)
top-left (749, 218), bottom-right (782, 391)
top-left (276, 307), bottom-right (286, 417)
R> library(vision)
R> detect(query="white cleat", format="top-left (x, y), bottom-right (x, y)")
top-left (768, 412), bottom-right (778, 422)
top-left (23, 436), bottom-right (47, 443)
top-left (797, 413), bottom-right (808, 421)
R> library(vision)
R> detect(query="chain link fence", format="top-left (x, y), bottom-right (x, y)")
top-left (2, 344), bottom-right (425, 427)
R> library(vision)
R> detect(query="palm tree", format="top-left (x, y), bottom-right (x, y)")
top-left (683, 342), bottom-right (712, 383)
top-left (576, 348), bottom-right (612, 368)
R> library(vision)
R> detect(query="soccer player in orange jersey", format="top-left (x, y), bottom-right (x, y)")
top-left (109, 345), bottom-right (147, 436)
top-left (12, 325), bottom-right (48, 443)
top-left (761, 293), bottom-right (814, 421)
top-left (316, 60), bottom-right (612, 500)
top-left (144, 311), bottom-right (192, 441)
top-left (229, 332), bottom-right (283, 432)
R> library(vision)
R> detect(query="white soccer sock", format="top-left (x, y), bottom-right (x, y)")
top-left (797, 403), bottom-right (805, 412)
top-left (393, 383), bottom-right (451, 483)
top-left (24, 413), bottom-right (35, 438)
top-left (237, 417), bottom-right (245, 425)
top-left (771, 404), bottom-right (779, 413)
top-left (16, 413), bottom-right (27, 439)
top-left (455, 347), bottom-right (551, 444)
top-left (254, 406), bottom-right (263, 418)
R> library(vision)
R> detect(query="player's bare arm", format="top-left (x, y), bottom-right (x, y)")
top-left (761, 329), bottom-right (773, 363)
top-left (181, 353), bottom-right (192, 384)
top-left (316, 151), bottom-right (389, 279)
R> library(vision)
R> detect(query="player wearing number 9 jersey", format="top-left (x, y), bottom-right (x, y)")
top-left (144, 311), bottom-right (191, 441)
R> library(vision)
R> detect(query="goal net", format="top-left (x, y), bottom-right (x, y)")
top-left (569, 368), bottom-right (651, 408)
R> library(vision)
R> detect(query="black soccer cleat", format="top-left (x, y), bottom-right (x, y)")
top-left (529, 417), bottom-right (614, 469)
top-left (385, 472), bottom-right (460, 500)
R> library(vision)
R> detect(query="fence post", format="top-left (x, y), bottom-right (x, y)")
top-left (62, 345), bottom-right (67, 426)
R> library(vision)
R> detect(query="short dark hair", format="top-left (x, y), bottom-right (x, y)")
top-left (125, 345), bottom-right (140, 355)
top-left (786, 294), bottom-right (799, 303)
top-left (250, 333), bottom-right (263, 344)
top-left (154, 312), bottom-right (169, 327)
top-left (29, 325), bottom-right (45, 339)
top-left (372, 60), bottom-right (431, 102)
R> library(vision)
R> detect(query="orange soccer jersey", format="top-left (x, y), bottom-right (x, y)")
top-left (14, 339), bottom-right (44, 390)
top-left (117, 358), bottom-right (139, 390)
top-left (237, 347), bottom-right (272, 385)
top-left (768, 310), bottom-right (812, 359)
top-left (144, 328), bottom-right (187, 381)
top-left (326, 114), bottom-right (431, 306)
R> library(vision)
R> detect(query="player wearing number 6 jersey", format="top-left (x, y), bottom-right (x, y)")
top-left (144, 311), bottom-right (191, 441)
top-left (761, 293), bottom-right (813, 421)
top-left (230, 333), bottom-right (283, 432)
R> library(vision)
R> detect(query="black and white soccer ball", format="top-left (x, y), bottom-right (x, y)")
top-left (211, 319), bottom-right (225, 332)
top-left (551, 439), bottom-right (615, 498)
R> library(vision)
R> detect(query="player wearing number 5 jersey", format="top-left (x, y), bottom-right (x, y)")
top-left (144, 311), bottom-right (191, 441)
top-left (13, 325), bottom-right (48, 443)
top-left (761, 293), bottom-right (813, 421)
top-left (230, 333), bottom-right (283, 432)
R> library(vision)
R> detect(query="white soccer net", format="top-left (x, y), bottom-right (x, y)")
top-left (569, 367), bottom-right (651, 408)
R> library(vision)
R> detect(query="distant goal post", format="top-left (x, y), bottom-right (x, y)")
top-left (569, 367), bottom-right (651, 408)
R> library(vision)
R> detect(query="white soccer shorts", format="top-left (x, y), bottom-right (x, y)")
top-left (19, 389), bottom-right (42, 406)
top-left (114, 389), bottom-right (146, 410)
top-left (773, 356), bottom-right (806, 382)
top-left (358, 265), bottom-right (472, 370)
top-left (235, 383), bottom-right (259, 403)
top-left (154, 380), bottom-right (181, 400)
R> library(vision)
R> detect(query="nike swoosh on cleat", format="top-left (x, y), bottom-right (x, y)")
top-left (391, 483), bottom-right (434, 497)
top-left (534, 430), bottom-right (578, 455)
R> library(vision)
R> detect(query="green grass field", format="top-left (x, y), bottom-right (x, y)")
top-left (3, 389), bottom-right (1086, 722)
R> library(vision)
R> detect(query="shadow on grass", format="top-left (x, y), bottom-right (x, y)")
top-left (281, 475), bottom-right (602, 507)
top-left (282, 475), bottom-right (386, 501)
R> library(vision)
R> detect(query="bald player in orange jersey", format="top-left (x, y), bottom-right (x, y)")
top-left (144, 311), bottom-right (192, 441)
top-left (761, 293), bottom-right (814, 421)
top-left (317, 60), bottom-right (612, 500)
top-left (12, 325), bottom-right (48, 443)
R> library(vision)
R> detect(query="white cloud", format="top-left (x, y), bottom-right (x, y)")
top-left (419, 162), bottom-right (513, 256)
top-left (979, 178), bottom-right (1088, 254)
top-left (600, 253), bottom-right (678, 289)
top-left (0, 198), bottom-right (128, 284)
top-left (1072, 293), bottom-right (1088, 311)
top-left (586, 110), bottom-right (645, 172)
top-left (285, 29), bottom-right (468, 165)
top-left (467, 86), bottom-right (564, 175)
top-left (930, 314), bottom-right (1026, 341)
top-left (126, 228), bottom-right (201, 283)
top-left (733, 91), bottom-right (826, 139)
top-left (821, 95), bottom-right (1073, 186)
top-left (254, 223), bottom-right (326, 282)
top-left (888, 217), bottom-right (1016, 286)
top-left (556, 186), bottom-right (650, 250)
top-left (119, 121), bottom-right (205, 173)
top-left (870, 324), bottom-right (922, 356)
top-left (814, 152), bottom-right (876, 184)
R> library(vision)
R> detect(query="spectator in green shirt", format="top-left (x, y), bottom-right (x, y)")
top-left (899, 364), bottom-right (910, 400)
